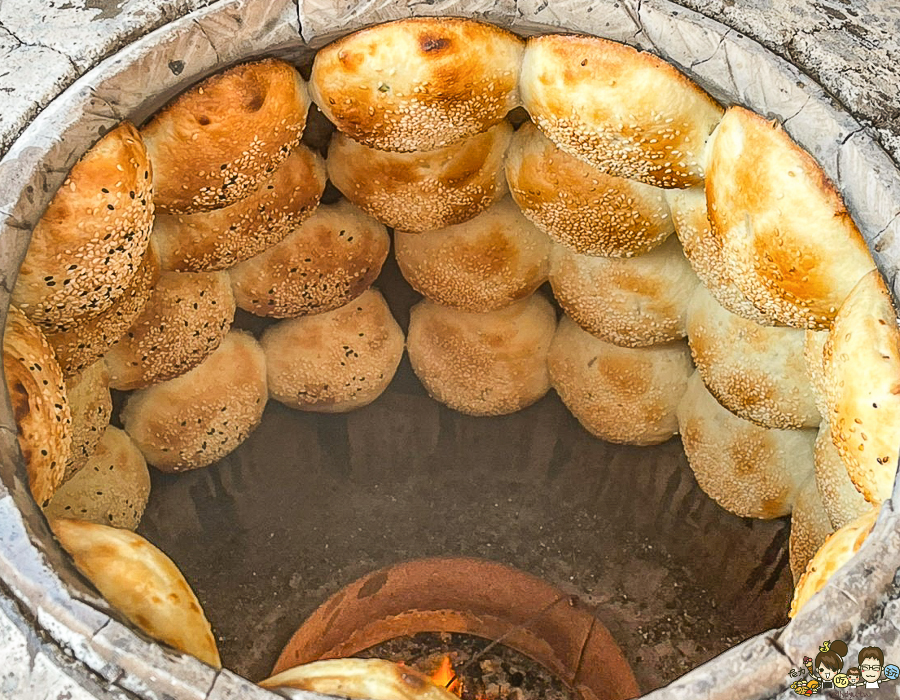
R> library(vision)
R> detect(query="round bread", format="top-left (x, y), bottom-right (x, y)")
top-left (153, 145), bottom-right (327, 272)
top-left (519, 34), bottom-right (723, 189)
top-left (63, 358), bottom-right (112, 482)
top-left (327, 122), bottom-right (511, 233)
top-left (104, 270), bottom-right (236, 391)
top-left (803, 329), bottom-right (830, 419)
top-left (666, 186), bottom-right (772, 325)
top-left (548, 315), bottom-right (692, 446)
top-left (3, 306), bottom-right (72, 507)
top-left (50, 518), bottom-right (221, 667)
top-left (789, 476), bottom-right (834, 585)
top-left (394, 197), bottom-right (551, 312)
top-left (261, 289), bottom-right (404, 413)
top-left (47, 238), bottom-right (160, 377)
top-left (824, 269), bottom-right (900, 504)
top-left (705, 106), bottom-right (875, 329)
top-left (814, 419), bottom-right (872, 530)
top-left (262, 658), bottom-right (460, 700)
top-left (686, 284), bottom-right (820, 429)
top-left (228, 199), bottom-right (389, 318)
top-left (505, 121), bottom-right (674, 257)
top-left (309, 17), bottom-right (523, 152)
top-left (141, 58), bottom-right (309, 215)
top-left (676, 372), bottom-right (815, 519)
top-left (407, 294), bottom-right (556, 416)
top-left (44, 426), bottom-right (150, 530)
top-left (120, 330), bottom-right (268, 472)
top-left (549, 235), bottom-right (699, 348)
top-left (790, 505), bottom-right (879, 617)
top-left (11, 122), bottom-right (154, 332)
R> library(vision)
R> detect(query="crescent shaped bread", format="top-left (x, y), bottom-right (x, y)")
top-left (686, 284), bottom-right (820, 429)
top-left (705, 106), bottom-right (875, 329)
top-left (407, 295), bottom-right (556, 416)
top-left (519, 34), bottom-right (723, 188)
top-left (327, 122), bottom-right (511, 233)
top-left (44, 426), bottom-right (150, 530)
top-left (824, 268), bottom-right (900, 504)
top-left (104, 270), bottom-right (236, 390)
top-left (549, 235), bottom-right (699, 348)
top-left (11, 122), bottom-right (154, 332)
top-left (120, 330), bottom-right (267, 472)
top-left (790, 505), bottom-right (879, 617)
top-left (789, 476), bottom-right (834, 584)
top-left (63, 358), bottom-right (112, 482)
top-left (153, 145), bottom-right (326, 272)
top-left (309, 18), bottom-right (523, 152)
top-left (394, 197), bottom-right (551, 312)
top-left (262, 658), bottom-right (459, 700)
top-left (548, 316), bottom-right (693, 446)
top-left (261, 289), bottom-right (405, 413)
top-left (228, 200), bottom-right (389, 319)
top-left (505, 121), bottom-right (674, 257)
top-left (814, 419), bottom-right (872, 530)
top-left (666, 186), bottom-right (773, 325)
top-left (49, 518), bottom-right (221, 667)
top-left (141, 59), bottom-right (309, 215)
top-left (677, 372), bottom-right (815, 519)
top-left (3, 306), bottom-right (72, 507)
top-left (46, 238), bottom-right (160, 377)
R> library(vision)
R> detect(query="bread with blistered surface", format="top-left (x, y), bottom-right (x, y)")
top-left (519, 34), bottom-right (723, 188)
top-left (549, 316), bottom-right (692, 445)
top-left (395, 197), bottom-right (551, 312)
top-left (706, 106), bottom-right (875, 329)
top-left (506, 121), bottom-right (674, 257)
top-left (153, 145), bottom-right (326, 272)
top-left (141, 59), bottom-right (309, 214)
top-left (407, 295), bottom-right (556, 416)
top-left (327, 122), bottom-right (511, 233)
top-left (12, 122), bottom-right (153, 332)
top-left (310, 17), bottom-right (523, 152)
top-left (121, 330), bottom-right (267, 472)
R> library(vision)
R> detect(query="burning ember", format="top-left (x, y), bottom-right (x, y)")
top-left (429, 654), bottom-right (463, 695)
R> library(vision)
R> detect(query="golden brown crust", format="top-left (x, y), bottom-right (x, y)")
top-left (141, 59), bottom-right (309, 214)
top-left (814, 419), bottom-right (872, 530)
top-left (519, 34), bottom-right (723, 188)
top-left (228, 200), bottom-right (389, 318)
top-left (549, 235), bottom-right (699, 348)
top-left (262, 289), bottom-right (405, 413)
top-left (120, 330), bottom-right (267, 472)
top-left (104, 270), bottom-right (236, 390)
top-left (549, 316), bottom-right (692, 445)
top-left (154, 145), bottom-right (327, 271)
top-left (3, 306), bottom-right (72, 507)
top-left (407, 295), bottom-right (556, 416)
top-left (803, 329), bottom-right (830, 418)
top-left (676, 372), bottom-right (815, 519)
top-left (824, 269), bottom-right (900, 504)
top-left (327, 122), bottom-right (511, 233)
top-left (12, 122), bottom-right (154, 332)
top-left (706, 106), bottom-right (875, 329)
top-left (63, 358), bottom-right (112, 482)
top-left (50, 518), bottom-right (221, 667)
top-left (789, 476), bottom-right (834, 585)
top-left (47, 239), bottom-right (160, 377)
top-left (506, 122), bottom-right (674, 257)
top-left (686, 285), bottom-right (820, 429)
top-left (790, 505), bottom-right (879, 617)
top-left (667, 186), bottom-right (773, 324)
top-left (310, 17), bottom-right (523, 152)
top-left (395, 197), bottom-right (551, 312)
top-left (45, 426), bottom-right (150, 530)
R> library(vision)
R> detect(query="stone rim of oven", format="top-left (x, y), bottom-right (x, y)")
top-left (0, 1), bottom-right (898, 699)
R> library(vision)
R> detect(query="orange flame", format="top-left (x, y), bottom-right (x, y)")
top-left (430, 655), bottom-right (462, 695)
